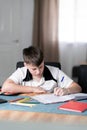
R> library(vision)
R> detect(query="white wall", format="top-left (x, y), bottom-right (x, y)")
top-left (0, 0), bottom-right (34, 85)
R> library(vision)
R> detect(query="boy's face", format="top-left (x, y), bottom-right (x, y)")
top-left (24, 61), bottom-right (44, 79)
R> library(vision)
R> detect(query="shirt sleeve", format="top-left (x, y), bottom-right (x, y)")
top-left (8, 68), bottom-right (26, 84)
top-left (58, 69), bottom-right (73, 88)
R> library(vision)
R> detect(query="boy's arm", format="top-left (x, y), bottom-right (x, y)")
top-left (1, 79), bottom-right (46, 95)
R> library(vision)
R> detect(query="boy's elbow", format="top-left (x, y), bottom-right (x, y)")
top-left (1, 80), bottom-right (11, 92)
top-left (75, 83), bottom-right (82, 93)
top-left (1, 84), bottom-right (8, 93)
top-left (79, 85), bottom-right (82, 92)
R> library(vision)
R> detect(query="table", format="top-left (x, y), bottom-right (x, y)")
top-left (0, 93), bottom-right (87, 125)
top-left (0, 110), bottom-right (87, 124)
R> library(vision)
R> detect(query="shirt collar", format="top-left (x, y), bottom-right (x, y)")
top-left (23, 65), bottom-right (57, 82)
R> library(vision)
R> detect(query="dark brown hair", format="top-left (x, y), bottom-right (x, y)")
top-left (23, 46), bottom-right (44, 66)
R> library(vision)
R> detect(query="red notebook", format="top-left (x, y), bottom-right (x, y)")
top-left (58, 100), bottom-right (87, 112)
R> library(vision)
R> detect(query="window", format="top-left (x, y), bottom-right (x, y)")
top-left (59, 0), bottom-right (87, 43)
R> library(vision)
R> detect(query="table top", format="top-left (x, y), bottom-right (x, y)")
top-left (0, 110), bottom-right (87, 124)
top-left (0, 93), bottom-right (87, 124)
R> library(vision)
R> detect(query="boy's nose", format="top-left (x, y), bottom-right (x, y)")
top-left (36, 69), bottom-right (40, 74)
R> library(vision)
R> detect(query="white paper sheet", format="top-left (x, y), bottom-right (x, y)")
top-left (31, 93), bottom-right (87, 104)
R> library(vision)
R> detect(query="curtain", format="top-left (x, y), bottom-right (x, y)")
top-left (32, 0), bottom-right (59, 62)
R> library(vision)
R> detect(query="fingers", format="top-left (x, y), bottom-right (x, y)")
top-left (54, 87), bottom-right (58, 94)
top-left (54, 87), bottom-right (68, 96)
top-left (54, 87), bottom-right (63, 96)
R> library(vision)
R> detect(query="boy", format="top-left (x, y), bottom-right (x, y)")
top-left (1, 46), bottom-right (82, 95)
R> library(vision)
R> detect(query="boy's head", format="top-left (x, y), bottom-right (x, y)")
top-left (23, 46), bottom-right (44, 66)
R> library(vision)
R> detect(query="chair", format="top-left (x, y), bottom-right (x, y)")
top-left (44, 62), bottom-right (61, 69)
top-left (72, 66), bottom-right (79, 81)
top-left (16, 61), bottom-right (61, 69)
top-left (16, 61), bottom-right (24, 69)
top-left (78, 65), bottom-right (87, 93)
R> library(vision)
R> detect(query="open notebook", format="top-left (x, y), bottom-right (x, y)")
top-left (30, 93), bottom-right (87, 104)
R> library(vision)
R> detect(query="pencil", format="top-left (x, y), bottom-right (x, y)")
top-left (9, 97), bottom-right (24, 102)
top-left (18, 97), bottom-right (32, 103)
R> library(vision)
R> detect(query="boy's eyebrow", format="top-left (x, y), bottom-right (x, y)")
top-left (30, 66), bottom-right (38, 69)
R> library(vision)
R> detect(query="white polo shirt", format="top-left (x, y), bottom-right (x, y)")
top-left (8, 65), bottom-right (73, 92)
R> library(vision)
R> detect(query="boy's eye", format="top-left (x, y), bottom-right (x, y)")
top-left (32, 68), bottom-right (37, 71)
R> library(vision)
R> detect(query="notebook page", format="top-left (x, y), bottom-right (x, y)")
top-left (31, 93), bottom-right (75, 104)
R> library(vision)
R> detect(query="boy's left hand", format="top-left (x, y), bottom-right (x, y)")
top-left (54, 87), bottom-right (69, 96)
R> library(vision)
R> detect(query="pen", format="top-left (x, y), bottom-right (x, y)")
top-left (9, 97), bottom-right (24, 102)
top-left (24, 101), bottom-right (40, 104)
top-left (61, 76), bottom-right (64, 82)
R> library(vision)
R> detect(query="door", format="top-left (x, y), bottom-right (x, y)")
top-left (0, 0), bottom-right (22, 85)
